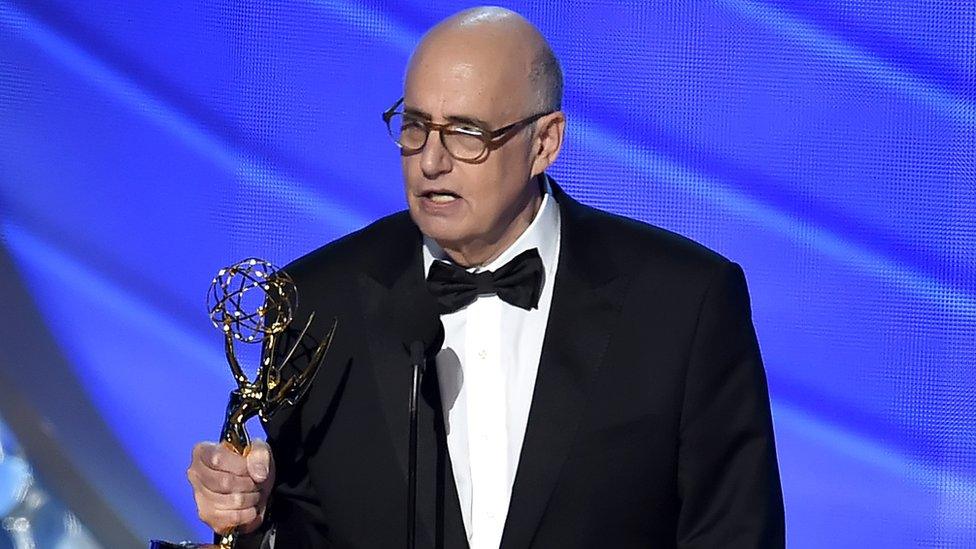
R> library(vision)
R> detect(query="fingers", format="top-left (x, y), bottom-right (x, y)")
top-left (194, 441), bottom-right (249, 476)
top-left (198, 506), bottom-right (259, 536)
top-left (189, 474), bottom-right (263, 533)
top-left (188, 462), bottom-right (257, 494)
top-left (245, 439), bottom-right (274, 484)
top-left (239, 510), bottom-right (266, 535)
top-left (188, 441), bottom-right (270, 534)
top-left (195, 481), bottom-right (262, 510)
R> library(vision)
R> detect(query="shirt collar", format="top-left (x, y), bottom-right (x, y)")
top-left (422, 174), bottom-right (561, 281)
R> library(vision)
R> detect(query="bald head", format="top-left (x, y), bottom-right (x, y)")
top-left (407, 6), bottom-right (563, 113)
top-left (398, 8), bottom-right (567, 267)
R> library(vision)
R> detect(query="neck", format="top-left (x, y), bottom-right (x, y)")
top-left (438, 182), bottom-right (543, 268)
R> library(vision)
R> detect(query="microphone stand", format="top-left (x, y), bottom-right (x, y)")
top-left (407, 342), bottom-right (426, 549)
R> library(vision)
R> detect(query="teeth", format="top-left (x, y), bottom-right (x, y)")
top-left (429, 193), bottom-right (457, 203)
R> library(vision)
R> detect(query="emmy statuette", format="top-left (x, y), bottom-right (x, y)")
top-left (151, 258), bottom-right (336, 549)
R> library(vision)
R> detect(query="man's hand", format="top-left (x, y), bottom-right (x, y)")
top-left (187, 439), bottom-right (275, 535)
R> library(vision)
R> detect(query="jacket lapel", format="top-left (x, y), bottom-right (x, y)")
top-left (500, 186), bottom-right (632, 549)
top-left (358, 221), bottom-right (424, 484)
top-left (358, 214), bottom-right (467, 548)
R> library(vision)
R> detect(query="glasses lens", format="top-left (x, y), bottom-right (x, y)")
top-left (388, 113), bottom-right (427, 151)
top-left (443, 130), bottom-right (486, 161)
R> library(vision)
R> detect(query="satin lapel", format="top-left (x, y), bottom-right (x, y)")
top-left (500, 186), bottom-right (632, 549)
top-left (359, 271), bottom-right (418, 482)
top-left (358, 217), bottom-right (466, 547)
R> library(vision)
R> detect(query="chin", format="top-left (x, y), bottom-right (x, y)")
top-left (409, 206), bottom-right (457, 241)
top-left (410, 204), bottom-right (444, 233)
top-left (418, 221), bottom-right (468, 246)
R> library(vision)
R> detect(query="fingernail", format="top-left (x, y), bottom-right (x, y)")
top-left (255, 465), bottom-right (268, 481)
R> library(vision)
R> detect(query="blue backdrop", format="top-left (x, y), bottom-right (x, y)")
top-left (1, 0), bottom-right (974, 547)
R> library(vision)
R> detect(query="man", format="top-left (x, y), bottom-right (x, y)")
top-left (188, 7), bottom-right (785, 548)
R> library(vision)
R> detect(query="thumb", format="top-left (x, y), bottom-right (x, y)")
top-left (246, 439), bottom-right (273, 484)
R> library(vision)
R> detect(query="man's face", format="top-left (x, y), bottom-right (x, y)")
top-left (400, 44), bottom-right (540, 252)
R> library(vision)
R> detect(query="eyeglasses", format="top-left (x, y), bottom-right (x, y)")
top-left (382, 97), bottom-right (553, 163)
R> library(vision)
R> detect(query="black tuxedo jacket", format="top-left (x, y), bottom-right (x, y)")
top-left (254, 183), bottom-right (784, 548)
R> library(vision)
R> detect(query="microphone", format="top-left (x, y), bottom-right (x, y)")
top-left (403, 302), bottom-right (445, 367)
top-left (403, 303), bottom-right (443, 549)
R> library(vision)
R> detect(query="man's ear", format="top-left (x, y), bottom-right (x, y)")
top-left (530, 111), bottom-right (566, 177)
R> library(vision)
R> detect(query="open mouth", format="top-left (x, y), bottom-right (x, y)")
top-left (421, 190), bottom-right (461, 203)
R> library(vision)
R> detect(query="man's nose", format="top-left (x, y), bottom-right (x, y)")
top-left (420, 130), bottom-right (453, 179)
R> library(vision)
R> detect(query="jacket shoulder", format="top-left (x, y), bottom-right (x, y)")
top-left (572, 202), bottom-right (732, 280)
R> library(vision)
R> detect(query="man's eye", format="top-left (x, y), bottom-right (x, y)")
top-left (452, 125), bottom-right (484, 136)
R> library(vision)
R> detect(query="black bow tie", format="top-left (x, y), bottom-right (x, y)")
top-left (426, 248), bottom-right (544, 314)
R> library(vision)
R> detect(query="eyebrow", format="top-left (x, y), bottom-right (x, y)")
top-left (403, 106), bottom-right (491, 129)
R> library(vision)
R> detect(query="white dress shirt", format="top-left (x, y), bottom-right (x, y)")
top-left (422, 179), bottom-right (561, 549)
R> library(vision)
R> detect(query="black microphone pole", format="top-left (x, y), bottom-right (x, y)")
top-left (407, 341), bottom-right (426, 549)
top-left (402, 292), bottom-right (443, 549)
